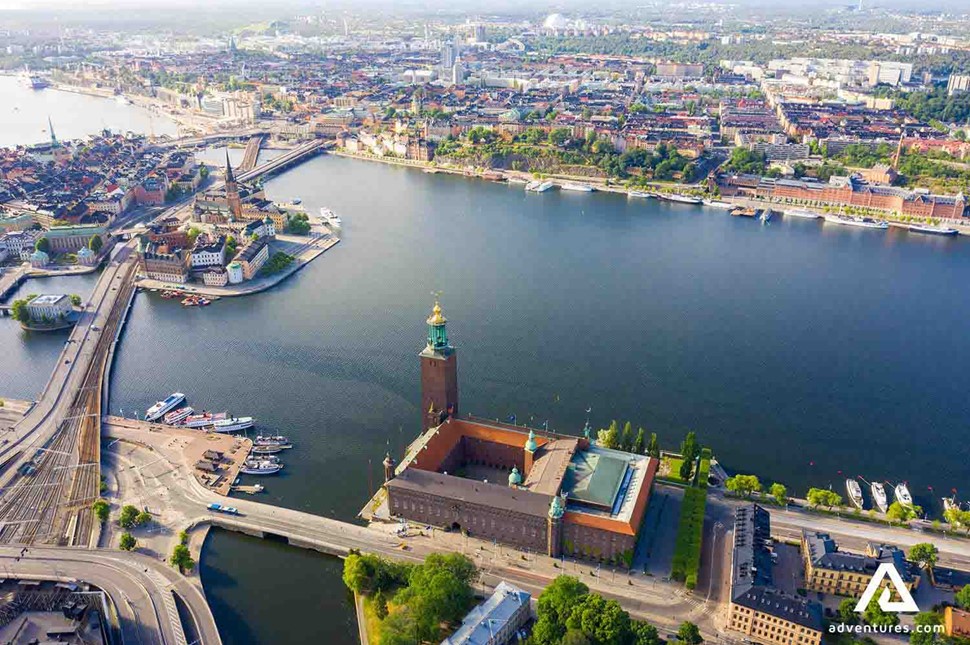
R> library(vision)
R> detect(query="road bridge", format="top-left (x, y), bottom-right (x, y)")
top-left (238, 135), bottom-right (264, 172)
top-left (0, 265), bottom-right (28, 303)
top-left (236, 139), bottom-right (328, 183)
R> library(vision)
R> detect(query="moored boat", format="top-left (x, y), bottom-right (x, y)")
top-left (629, 190), bottom-right (653, 199)
top-left (145, 392), bottom-right (186, 422)
top-left (659, 193), bottom-right (702, 205)
top-left (871, 482), bottom-right (889, 513)
top-left (164, 406), bottom-right (194, 425)
top-left (211, 416), bottom-right (255, 433)
top-left (184, 411), bottom-right (229, 428)
top-left (319, 207), bottom-right (343, 228)
top-left (760, 209), bottom-right (773, 223)
top-left (560, 182), bottom-right (595, 192)
top-left (823, 214), bottom-right (888, 230)
top-left (251, 445), bottom-right (284, 455)
top-left (702, 199), bottom-right (734, 209)
top-left (906, 223), bottom-right (958, 236)
top-left (525, 180), bottom-right (555, 193)
top-left (730, 207), bottom-right (760, 218)
top-left (784, 208), bottom-right (822, 219)
top-left (241, 460), bottom-right (283, 475)
top-left (895, 482), bottom-right (914, 508)
top-left (846, 479), bottom-right (864, 509)
top-left (254, 435), bottom-right (292, 447)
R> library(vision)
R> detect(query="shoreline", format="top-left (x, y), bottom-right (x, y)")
top-left (329, 149), bottom-right (969, 235)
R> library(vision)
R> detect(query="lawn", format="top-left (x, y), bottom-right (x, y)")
top-left (659, 456), bottom-right (685, 482)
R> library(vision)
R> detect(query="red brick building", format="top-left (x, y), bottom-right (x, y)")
top-left (384, 302), bottom-right (659, 566)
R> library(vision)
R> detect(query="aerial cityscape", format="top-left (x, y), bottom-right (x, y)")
top-left (0, 0), bottom-right (969, 643)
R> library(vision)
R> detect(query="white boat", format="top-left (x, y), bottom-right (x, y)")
top-left (254, 435), bottom-right (292, 446)
top-left (114, 95), bottom-right (131, 105)
top-left (907, 223), bottom-right (958, 236)
top-left (506, 177), bottom-right (529, 185)
top-left (760, 210), bottom-right (773, 224)
top-left (145, 393), bottom-right (186, 422)
top-left (560, 182), bottom-right (594, 192)
top-left (895, 482), bottom-right (914, 508)
top-left (184, 411), bottom-right (228, 428)
top-left (525, 180), bottom-right (555, 193)
top-left (319, 207), bottom-right (342, 228)
top-left (629, 190), bottom-right (653, 199)
top-left (240, 460), bottom-right (283, 475)
top-left (702, 199), bottom-right (734, 209)
top-left (658, 193), bottom-right (702, 205)
top-left (784, 208), bottom-right (822, 219)
top-left (823, 214), bottom-right (888, 230)
top-left (871, 482), bottom-right (889, 513)
top-left (211, 416), bottom-right (254, 433)
top-left (846, 479), bottom-right (864, 509)
top-left (943, 497), bottom-right (960, 514)
top-left (163, 406), bottom-right (194, 425)
top-left (251, 445), bottom-right (284, 455)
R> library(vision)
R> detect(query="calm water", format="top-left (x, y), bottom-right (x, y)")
top-left (0, 76), bottom-right (177, 148)
top-left (3, 83), bottom-right (970, 643)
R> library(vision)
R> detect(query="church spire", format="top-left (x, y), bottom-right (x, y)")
top-left (426, 299), bottom-right (450, 352)
top-left (48, 116), bottom-right (58, 148)
top-left (225, 150), bottom-right (236, 184)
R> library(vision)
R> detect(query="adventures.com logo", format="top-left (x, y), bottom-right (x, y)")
top-left (828, 563), bottom-right (943, 637)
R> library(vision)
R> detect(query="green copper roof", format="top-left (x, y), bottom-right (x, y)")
top-left (548, 495), bottom-right (565, 519)
top-left (508, 467), bottom-right (522, 486)
top-left (525, 430), bottom-right (537, 453)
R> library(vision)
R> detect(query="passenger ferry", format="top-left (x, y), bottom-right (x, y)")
top-left (906, 223), bottom-right (958, 236)
top-left (163, 406), bottom-right (194, 425)
top-left (241, 459), bottom-right (283, 475)
top-left (145, 393), bottom-right (186, 422)
top-left (658, 193), bottom-right (702, 205)
top-left (784, 208), bottom-right (822, 219)
top-left (184, 411), bottom-right (228, 428)
top-left (525, 180), bottom-right (555, 193)
top-left (560, 182), bottom-right (595, 192)
top-left (319, 207), bottom-right (342, 228)
top-left (823, 214), bottom-right (889, 230)
top-left (211, 416), bottom-right (255, 433)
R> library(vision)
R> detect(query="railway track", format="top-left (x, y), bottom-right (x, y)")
top-left (0, 262), bottom-right (136, 546)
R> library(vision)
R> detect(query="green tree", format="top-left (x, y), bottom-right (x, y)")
top-left (186, 227), bottom-right (202, 245)
top-left (169, 544), bottom-right (195, 572)
top-left (597, 421), bottom-right (620, 450)
top-left (533, 576), bottom-right (590, 645)
top-left (564, 593), bottom-right (631, 644)
top-left (69, 294), bottom-right (82, 307)
top-left (887, 501), bottom-right (920, 523)
top-left (676, 621), bottom-right (703, 645)
top-left (646, 432), bottom-right (660, 458)
top-left (562, 630), bottom-right (592, 645)
top-left (549, 128), bottom-right (571, 147)
top-left (136, 510), bottom-right (153, 526)
top-left (910, 611), bottom-right (943, 645)
top-left (373, 589), bottom-right (389, 620)
top-left (725, 474), bottom-right (762, 498)
top-left (632, 428), bottom-right (645, 455)
top-left (88, 234), bottom-right (103, 252)
top-left (119, 532), bottom-right (137, 551)
top-left (225, 235), bottom-right (237, 259)
top-left (769, 482), bottom-right (788, 505)
top-left (118, 504), bottom-right (140, 529)
top-left (864, 595), bottom-right (899, 627)
top-left (35, 237), bottom-right (50, 253)
top-left (91, 499), bottom-right (110, 523)
top-left (620, 422), bottom-right (634, 452)
top-left (679, 432), bottom-right (698, 481)
top-left (908, 543), bottom-right (938, 572)
top-left (955, 585), bottom-right (970, 609)
top-left (631, 621), bottom-right (662, 645)
top-left (838, 597), bottom-right (859, 625)
top-left (806, 487), bottom-right (843, 509)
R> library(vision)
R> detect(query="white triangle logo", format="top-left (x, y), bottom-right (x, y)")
top-left (854, 562), bottom-right (919, 613)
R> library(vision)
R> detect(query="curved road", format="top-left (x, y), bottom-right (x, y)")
top-left (0, 545), bottom-right (221, 645)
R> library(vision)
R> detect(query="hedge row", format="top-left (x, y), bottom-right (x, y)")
top-left (695, 448), bottom-right (712, 488)
top-left (671, 486), bottom-right (707, 586)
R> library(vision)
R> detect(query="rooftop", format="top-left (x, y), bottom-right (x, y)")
top-left (443, 581), bottom-right (530, 645)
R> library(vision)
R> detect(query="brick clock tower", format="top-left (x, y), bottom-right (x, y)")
top-left (419, 300), bottom-right (459, 430)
